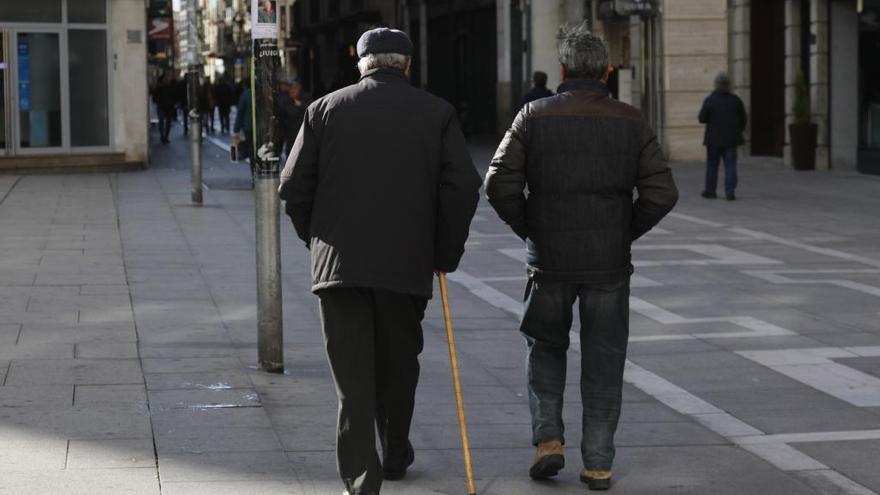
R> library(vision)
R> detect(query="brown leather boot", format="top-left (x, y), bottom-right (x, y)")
top-left (529, 439), bottom-right (565, 479)
top-left (580, 469), bottom-right (612, 491)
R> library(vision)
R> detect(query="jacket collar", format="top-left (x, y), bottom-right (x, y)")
top-left (359, 67), bottom-right (410, 84)
top-left (557, 78), bottom-right (609, 96)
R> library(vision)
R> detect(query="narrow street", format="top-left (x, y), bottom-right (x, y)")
top-left (1, 124), bottom-right (880, 494)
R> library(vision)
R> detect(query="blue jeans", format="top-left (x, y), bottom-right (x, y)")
top-left (521, 278), bottom-right (630, 471)
top-left (705, 146), bottom-right (738, 195)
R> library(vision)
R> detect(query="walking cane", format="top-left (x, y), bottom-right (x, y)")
top-left (438, 272), bottom-right (477, 495)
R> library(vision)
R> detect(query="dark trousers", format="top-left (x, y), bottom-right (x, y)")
top-left (157, 108), bottom-right (173, 142)
top-left (521, 278), bottom-right (629, 471)
top-left (202, 108), bottom-right (215, 133)
top-left (318, 287), bottom-right (427, 495)
top-left (705, 146), bottom-right (738, 195)
top-left (218, 107), bottom-right (231, 133)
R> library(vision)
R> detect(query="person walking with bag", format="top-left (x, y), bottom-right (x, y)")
top-left (278, 28), bottom-right (481, 495)
top-left (485, 23), bottom-right (678, 491)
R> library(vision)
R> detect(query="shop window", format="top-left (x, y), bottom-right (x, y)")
top-left (68, 30), bottom-right (109, 147)
top-left (68, 0), bottom-right (107, 24)
top-left (18, 32), bottom-right (62, 148)
top-left (0, 0), bottom-right (62, 23)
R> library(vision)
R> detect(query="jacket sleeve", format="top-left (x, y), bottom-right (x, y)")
top-left (632, 125), bottom-right (679, 241)
top-left (484, 107), bottom-right (529, 240)
top-left (278, 107), bottom-right (319, 247)
top-left (434, 112), bottom-right (482, 273)
top-left (737, 96), bottom-right (748, 131)
top-left (698, 96), bottom-right (711, 124)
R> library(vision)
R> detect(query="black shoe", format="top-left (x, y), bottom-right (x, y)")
top-left (726, 193), bottom-right (736, 201)
top-left (701, 191), bottom-right (717, 199)
top-left (383, 443), bottom-right (415, 481)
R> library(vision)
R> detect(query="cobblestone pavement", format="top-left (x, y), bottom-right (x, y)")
top-left (0, 125), bottom-right (879, 494)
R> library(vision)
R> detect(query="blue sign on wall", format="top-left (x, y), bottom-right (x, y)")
top-left (18, 40), bottom-right (30, 112)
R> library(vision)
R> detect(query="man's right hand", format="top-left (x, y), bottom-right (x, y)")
top-left (233, 132), bottom-right (241, 145)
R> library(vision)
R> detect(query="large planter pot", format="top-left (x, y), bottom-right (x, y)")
top-left (789, 123), bottom-right (817, 171)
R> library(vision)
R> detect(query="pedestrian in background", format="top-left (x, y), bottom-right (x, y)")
top-left (232, 87), bottom-right (254, 183)
top-left (214, 77), bottom-right (235, 134)
top-left (485, 22), bottom-right (678, 491)
top-left (279, 28), bottom-right (481, 495)
top-left (521, 70), bottom-right (554, 109)
top-left (277, 78), bottom-right (309, 157)
top-left (175, 76), bottom-right (189, 136)
top-left (199, 79), bottom-right (215, 134)
top-left (151, 73), bottom-right (177, 144)
top-left (698, 71), bottom-right (746, 201)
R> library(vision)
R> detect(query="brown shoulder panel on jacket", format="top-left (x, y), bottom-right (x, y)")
top-left (528, 90), bottom-right (642, 121)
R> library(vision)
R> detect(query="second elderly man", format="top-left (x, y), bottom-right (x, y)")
top-left (279, 28), bottom-right (481, 495)
top-left (485, 22), bottom-right (678, 491)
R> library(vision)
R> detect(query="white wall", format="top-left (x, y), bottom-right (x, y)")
top-left (830, 0), bottom-right (859, 169)
top-left (111, 0), bottom-right (149, 164)
top-left (530, 0), bottom-right (564, 91)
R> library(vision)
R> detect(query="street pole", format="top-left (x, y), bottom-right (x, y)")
top-left (251, 9), bottom-right (283, 373)
top-left (186, 0), bottom-right (202, 205)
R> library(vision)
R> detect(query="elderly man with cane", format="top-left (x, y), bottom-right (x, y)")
top-left (279, 28), bottom-right (481, 495)
top-left (485, 23), bottom-right (678, 491)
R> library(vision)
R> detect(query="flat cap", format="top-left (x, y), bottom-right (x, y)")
top-left (356, 28), bottom-right (413, 58)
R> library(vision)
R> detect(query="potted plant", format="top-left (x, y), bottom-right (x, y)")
top-left (789, 70), bottom-right (817, 170)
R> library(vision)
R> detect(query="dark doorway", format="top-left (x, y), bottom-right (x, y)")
top-left (750, 0), bottom-right (786, 156)
top-left (426, 2), bottom-right (497, 136)
top-left (858, 1), bottom-right (880, 174)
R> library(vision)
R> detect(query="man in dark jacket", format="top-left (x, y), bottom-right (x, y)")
top-left (233, 87), bottom-right (254, 182)
top-left (213, 77), bottom-right (235, 134)
top-left (521, 71), bottom-right (554, 109)
top-left (276, 78), bottom-right (309, 157)
top-left (698, 71), bottom-right (746, 200)
top-left (485, 23), bottom-right (677, 491)
top-left (278, 28), bottom-right (481, 495)
top-left (152, 74), bottom-right (177, 144)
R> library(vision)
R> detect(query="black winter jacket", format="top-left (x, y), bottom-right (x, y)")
top-left (485, 79), bottom-right (678, 283)
top-left (278, 68), bottom-right (481, 298)
top-left (698, 91), bottom-right (747, 148)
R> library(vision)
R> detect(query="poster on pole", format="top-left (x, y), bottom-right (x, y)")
top-left (251, 0), bottom-right (278, 40)
top-left (251, 39), bottom-right (281, 177)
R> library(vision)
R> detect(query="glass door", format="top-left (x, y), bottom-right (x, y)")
top-left (13, 30), bottom-right (64, 152)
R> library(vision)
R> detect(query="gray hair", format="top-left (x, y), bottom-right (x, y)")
top-left (714, 71), bottom-right (731, 92)
top-left (357, 53), bottom-right (410, 75)
top-left (558, 22), bottom-right (609, 80)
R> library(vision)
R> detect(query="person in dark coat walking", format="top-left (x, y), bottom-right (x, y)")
top-left (698, 71), bottom-right (747, 200)
top-left (152, 73), bottom-right (177, 144)
top-left (214, 77), bottom-right (235, 134)
top-left (485, 23), bottom-right (678, 491)
top-left (521, 71), bottom-right (554, 109)
top-left (199, 80), bottom-right (216, 134)
top-left (175, 76), bottom-right (189, 136)
top-left (276, 78), bottom-right (309, 157)
top-left (232, 88), bottom-right (254, 182)
top-left (279, 28), bottom-right (481, 495)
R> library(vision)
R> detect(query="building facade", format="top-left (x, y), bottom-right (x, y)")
top-left (246, 1), bottom-right (880, 172)
top-left (503, 0), bottom-right (877, 172)
top-left (0, 0), bottom-right (149, 172)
